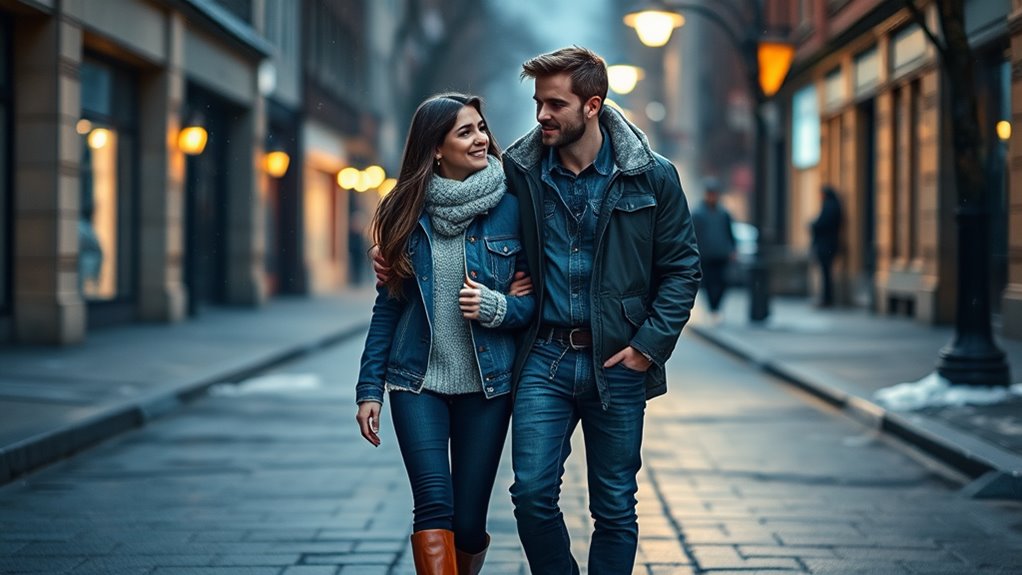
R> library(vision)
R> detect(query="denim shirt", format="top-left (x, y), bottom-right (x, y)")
top-left (540, 127), bottom-right (615, 327)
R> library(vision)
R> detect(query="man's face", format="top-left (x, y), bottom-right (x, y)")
top-left (533, 73), bottom-right (588, 148)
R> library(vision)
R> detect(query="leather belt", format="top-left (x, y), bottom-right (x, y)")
top-left (540, 325), bottom-right (592, 349)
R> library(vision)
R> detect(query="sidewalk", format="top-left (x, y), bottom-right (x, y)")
top-left (0, 289), bottom-right (377, 484)
top-left (689, 291), bottom-right (1022, 499)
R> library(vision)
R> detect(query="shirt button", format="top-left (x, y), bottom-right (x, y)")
top-left (572, 247), bottom-right (579, 253)
top-left (503, 246), bottom-right (509, 253)
top-left (470, 271), bottom-right (478, 278)
top-left (486, 386), bottom-right (494, 392)
top-left (468, 236), bottom-right (476, 243)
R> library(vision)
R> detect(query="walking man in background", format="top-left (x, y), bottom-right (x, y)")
top-left (692, 177), bottom-right (735, 324)
top-left (811, 185), bottom-right (842, 307)
top-left (504, 46), bottom-right (701, 574)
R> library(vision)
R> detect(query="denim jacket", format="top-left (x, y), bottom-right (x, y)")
top-left (356, 193), bottom-right (535, 404)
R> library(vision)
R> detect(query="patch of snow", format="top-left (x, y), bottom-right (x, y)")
top-left (209, 373), bottom-right (322, 397)
top-left (873, 372), bottom-right (1022, 411)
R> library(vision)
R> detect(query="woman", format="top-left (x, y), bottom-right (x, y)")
top-left (355, 93), bottom-right (535, 575)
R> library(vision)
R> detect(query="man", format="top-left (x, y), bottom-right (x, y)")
top-left (692, 177), bottom-right (736, 324)
top-left (810, 185), bottom-right (842, 307)
top-left (503, 47), bottom-right (700, 574)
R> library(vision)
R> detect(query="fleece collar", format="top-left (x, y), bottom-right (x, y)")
top-left (504, 105), bottom-right (656, 176)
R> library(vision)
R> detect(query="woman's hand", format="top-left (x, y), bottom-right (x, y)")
top-left (508, 271), bottom-right (533, 296)
top-left (356, 401), bottom-right (382, 447)
top-left (370, 245), bottom-right (390, 286)
top-left (460, 275), bottom-right (482, 320)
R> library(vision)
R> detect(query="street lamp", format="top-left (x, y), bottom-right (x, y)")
top-left (608, 64), bottom-right (646, 95)
top-left (624, 0), bottom-right (794, 322)
top-left (378, 178), bottom-right (397, 197)
top-left (264, 149), bottom-right (291, 178)
top-left (337, 167), bottom-right (360, 190)
top-left (997, 120), bottom-right (1011, 142)
top-left (363, 165), bottom-right (387, 189)
top-left (624, 9), bottom-right (685, 47)
top-left (178, 114), bottom-right (208, 156)
top-left (758, 41), bottom-right (796, 98)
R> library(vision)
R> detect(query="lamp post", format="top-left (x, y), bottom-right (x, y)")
top-left (625, 0), bottom-right (793, 322)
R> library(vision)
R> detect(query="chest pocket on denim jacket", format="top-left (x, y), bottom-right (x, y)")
top-left (485, 238), bottom-right (521, 285)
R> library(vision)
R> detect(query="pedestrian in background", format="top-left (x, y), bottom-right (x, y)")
top-left (354, 93), bottom-right (535, 574)
top-left (692, 177), bottom-right (735, 324)
top-left (811, 185), bottom-right (842, 307)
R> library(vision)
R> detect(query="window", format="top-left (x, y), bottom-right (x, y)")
top-left (798, 0), bottom-right (812, 26)
top-left (792, 85), bottom-right (821, 169)
top-left (891, 25), bottom-right (927, 74)
top-left (824, 68), bottom-right (846, 111)
top-left (854, 46), bottom-right (880, 95)
top-left (78, 57), bottom-right (137, 303)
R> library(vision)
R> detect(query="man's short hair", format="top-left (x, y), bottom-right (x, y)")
top-left (521, 46), bottom-right (608, 109)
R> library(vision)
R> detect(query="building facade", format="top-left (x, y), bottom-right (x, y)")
top-left (776, 0), bottom-right (1017, 334)
top-left (0, 0), bottom-right (393, 345)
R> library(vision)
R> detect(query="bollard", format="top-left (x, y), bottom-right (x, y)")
top-left (748, 258), bottom-right (770, 322)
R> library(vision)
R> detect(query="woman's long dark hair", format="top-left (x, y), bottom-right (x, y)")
top-left (371, 93), bottom-right (501, 297)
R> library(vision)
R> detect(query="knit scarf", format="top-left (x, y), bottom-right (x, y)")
top-left (425, 155), bottom-right (506, 236)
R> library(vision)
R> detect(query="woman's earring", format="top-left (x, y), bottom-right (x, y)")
top-left (435, 156), bottom-right (441, 168)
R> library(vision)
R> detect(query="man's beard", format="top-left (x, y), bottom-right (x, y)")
top-left (542, 109), bottom-right (587, 148)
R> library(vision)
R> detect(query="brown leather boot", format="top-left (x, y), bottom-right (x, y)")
top-left (456, 533), bottom-right (489, 575)
top-left (410, 529), bottom-right (457, 574)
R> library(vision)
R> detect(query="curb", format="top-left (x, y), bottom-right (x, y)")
top-left (690, 324), bottom-right (1022, 500)
top-left (0, 322), bottom-right (370, 485)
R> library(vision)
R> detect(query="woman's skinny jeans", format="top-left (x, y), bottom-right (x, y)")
top-left (389, 389), bottom-right (511, 553)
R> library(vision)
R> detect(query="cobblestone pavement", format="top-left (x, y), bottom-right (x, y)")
top-left (2, 332), bottom-right (1022, 574)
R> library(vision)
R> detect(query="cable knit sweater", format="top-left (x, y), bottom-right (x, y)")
top-left (421, 232), bottom-right (482, 395)
top-left (414, 158), bottom-right (508, 396)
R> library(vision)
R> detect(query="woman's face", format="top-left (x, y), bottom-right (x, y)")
top-left (436, 105), bottom-right (489, 181)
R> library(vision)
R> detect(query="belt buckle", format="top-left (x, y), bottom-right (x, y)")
top-left (568, 328), bottom-right (586, 350)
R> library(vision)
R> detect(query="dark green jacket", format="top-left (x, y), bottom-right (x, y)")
top-left (503, 106), bottom-right (702, 403)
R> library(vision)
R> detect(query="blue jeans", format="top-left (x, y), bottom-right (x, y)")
top-left (510, 339), bottom-right (647, 574)
top-left (390, 389), bottom-right (511, 553)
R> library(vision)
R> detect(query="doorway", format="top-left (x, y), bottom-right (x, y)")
top-left (856, 99), bottom-right (877, 309)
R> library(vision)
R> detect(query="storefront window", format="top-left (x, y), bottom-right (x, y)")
top-left (79, 58), bottom-right (136, 303)
top-left (792, 85), bottom-right (820, 169)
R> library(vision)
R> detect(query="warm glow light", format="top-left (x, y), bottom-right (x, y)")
top-left (624, 10), bottom-right (685, 47)
top-left (264, 150), bottom-right (291, 178)
top-left (76, 119), bottom-right (93, 135)
top-left (363, 165), bottom-right (386, 188)
top-left (758, 41), bottom-right (796, 97)
top-left (354, 171), bottom-right (372, 193)
top-left (607, 65), bottom-right (645, 95)
top-left (997, 120), bottom-right (1012, 141)
top-left (337, 167), bottom-right (361, 189)
top-left (378, 178), bottom-right (397, 197)
top-left (87, 128), bottom-right (111, 150)
top-left (178, 126), bottom-right (208, 156)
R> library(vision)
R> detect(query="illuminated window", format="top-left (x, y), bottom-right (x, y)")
top-left (792, 85), bottom-right (820, 169)
top-left (79, 58), bottom-right (136, 303)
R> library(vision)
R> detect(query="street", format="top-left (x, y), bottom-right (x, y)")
top-left (2, 331), bottom-right (1021, 575)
